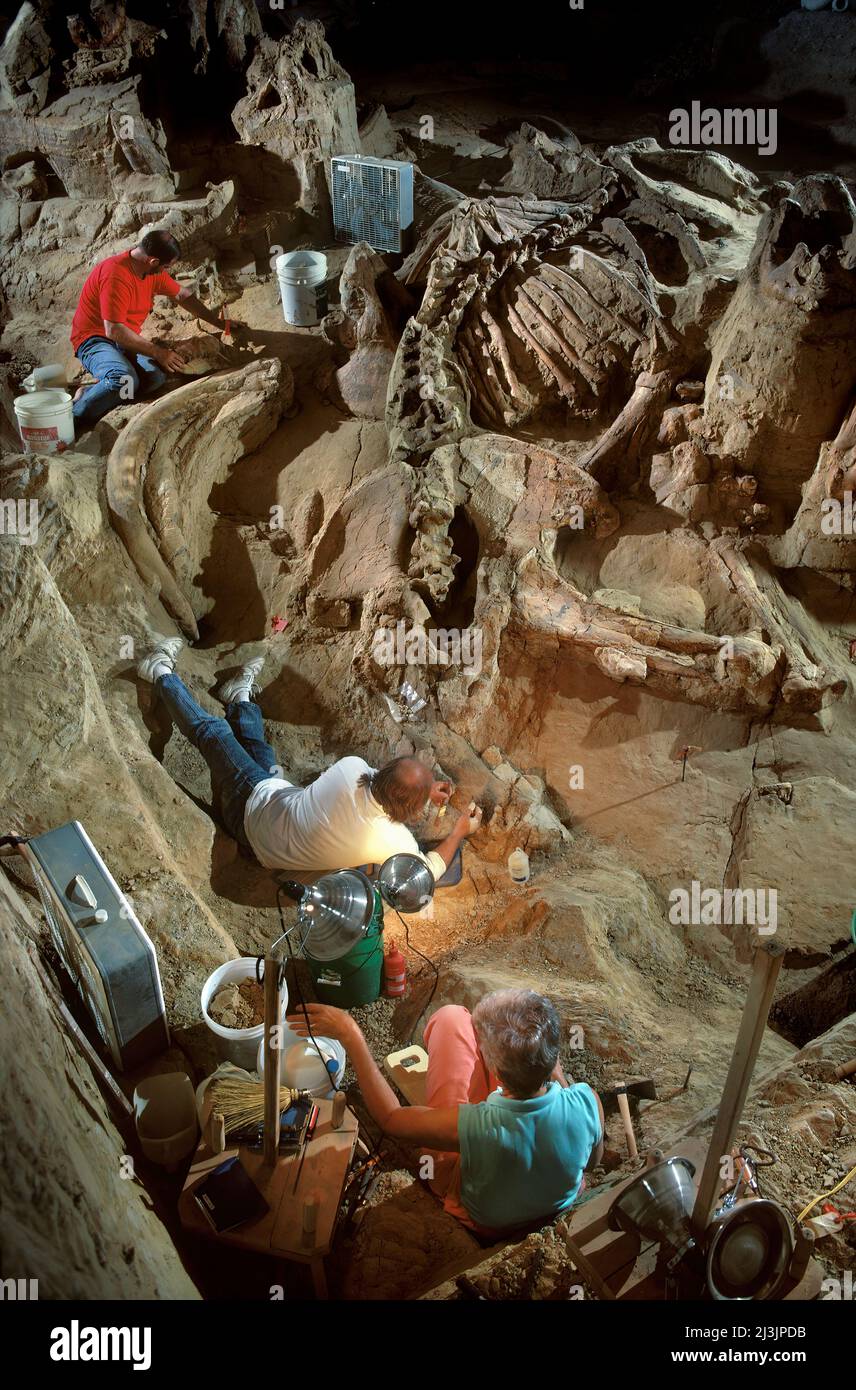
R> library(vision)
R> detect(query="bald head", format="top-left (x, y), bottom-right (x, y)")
top-left (359, 756), bottom-right (432, 823)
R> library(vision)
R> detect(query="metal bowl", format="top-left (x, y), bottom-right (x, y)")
top-left (377, 853), bottom-right (435, 913)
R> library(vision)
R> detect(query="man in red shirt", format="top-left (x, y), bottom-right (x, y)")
top-left (70, 229), bottom-right (242, 430)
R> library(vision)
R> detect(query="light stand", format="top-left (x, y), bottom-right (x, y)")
top-left (261, 933), bottom-right (288, 1169)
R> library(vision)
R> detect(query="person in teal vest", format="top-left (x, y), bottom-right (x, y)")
top-left (287, 988), bottom-right (604, 1235)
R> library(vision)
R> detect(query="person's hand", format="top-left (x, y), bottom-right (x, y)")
top-left (225, 319), bottom-right (249, 340)
top-left (429, 779), bottom-right (453, 807)
top-left (154, 345), bottom-right (187, 373)
top-left (286, 1001), bottom-right (357, 1048)
top-left (455, 802), bottom-right (483, 837)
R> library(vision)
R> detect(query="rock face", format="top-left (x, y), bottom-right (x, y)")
top-left (0, 872), bottom-right (199, 1299)
top-left (0, 77), bottom-right (172, 199)
top-left (703, 176), bottom-right (856, 513)
top-left (0, 1), bottom-right (51, 113)
top-left (231, 18), bottom-right (361, 214)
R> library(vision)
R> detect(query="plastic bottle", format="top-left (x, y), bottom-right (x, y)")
top-left (508, 847), bottom-right (530, 883)
top-left (22, 364), bottom-right (65, 392)
top-left (384, 941), bottom-right (407, 997)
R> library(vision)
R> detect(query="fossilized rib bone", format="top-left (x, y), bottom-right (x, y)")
top-left (107, 358), bottom-right (292, 638)
top-left (578, 369), bottom-right (673, 488)
top-left (510, 542), bottom-right (842, 716)
top-left (711, 541), bottom-right (846, 709)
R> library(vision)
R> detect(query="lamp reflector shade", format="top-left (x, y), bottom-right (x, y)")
top-left (705, 1200), bottom-right (793, 1300)
top-left (608, 1156), bottom-right (697, 1253)
top-left (296, 869), bottom-right (375, 962)
top-left (377, 854), bottom-right (435, 913)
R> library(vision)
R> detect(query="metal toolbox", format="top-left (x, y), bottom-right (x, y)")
top-left (24, 821), bottom-right (170, 1070)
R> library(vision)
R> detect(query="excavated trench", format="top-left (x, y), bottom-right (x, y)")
top-left (771, 952), bottom-right (856, 1050)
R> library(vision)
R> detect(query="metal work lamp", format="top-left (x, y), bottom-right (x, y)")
top-left (281, 853), bottom-right (435, 962)
top-left (261, 857), bottom-right (436, 1164)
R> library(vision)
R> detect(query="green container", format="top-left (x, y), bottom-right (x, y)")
top-left (305, 888), bottom-right (384, 1007)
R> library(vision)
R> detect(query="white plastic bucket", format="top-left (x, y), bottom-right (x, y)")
top-left (201, 957), bottom-right (288, 1071)
top-left (276, 249), bottom-right (328, 326)
top-left (133, 1073), bottom-right (198, 1171)
top-left (257, 1035), bottom-right (345, 1099)
top-left (14, 388), bottom-right (74, 455)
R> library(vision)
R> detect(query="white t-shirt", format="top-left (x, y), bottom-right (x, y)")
top-left (243, 755), bottom-right (446, 879)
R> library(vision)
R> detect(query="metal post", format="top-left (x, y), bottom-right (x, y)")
top-left (691, 940), bottom-right (784, 1235)
top-left (262, 951), bottom-right (282, 1169)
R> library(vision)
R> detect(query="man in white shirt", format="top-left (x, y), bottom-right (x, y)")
top-left (137, 636), bottom-right (482, 878)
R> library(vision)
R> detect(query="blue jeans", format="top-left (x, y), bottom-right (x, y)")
top-left (74, 335), bottom-right (166, 428)
top-left (156, 673), bottom-right (279, 847)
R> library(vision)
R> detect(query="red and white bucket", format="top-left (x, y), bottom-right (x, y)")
top-left (14, 389), bottom-right (75, 454)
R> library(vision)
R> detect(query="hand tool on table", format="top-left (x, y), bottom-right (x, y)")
top-left (292, 1102), bottom-right (319, 1193)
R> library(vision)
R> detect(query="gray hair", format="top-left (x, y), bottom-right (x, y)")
top-left (472, 989), bottom-right (560, 1097)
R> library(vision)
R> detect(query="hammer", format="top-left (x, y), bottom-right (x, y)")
top-left (601, 1079), bottom-right (658, 1159)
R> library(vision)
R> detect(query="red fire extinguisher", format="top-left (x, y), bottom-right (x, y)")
top-left (384, 941), bottom-right (407, 998)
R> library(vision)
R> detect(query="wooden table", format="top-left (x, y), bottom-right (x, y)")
top-left (178, 1096), bottom-right (359, 1298)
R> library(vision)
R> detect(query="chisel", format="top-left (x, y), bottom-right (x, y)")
top-left (291, 1103), bottom-right (319, 1193)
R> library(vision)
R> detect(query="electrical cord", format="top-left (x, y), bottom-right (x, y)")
top-left (264, 882), bottom-right (442, 1207)
top-left (272, 880), bottom-right (340, 1089)
top-left (797, 1160), bottom-right (856, 1224)
top-left (393, 905), bottom-right (439, 1044)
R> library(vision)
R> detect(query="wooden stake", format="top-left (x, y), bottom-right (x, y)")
top-left (690, 941), bottom-right (784, 1236)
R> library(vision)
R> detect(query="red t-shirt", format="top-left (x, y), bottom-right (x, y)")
top-left (70, 251), bottom-right (181, 352)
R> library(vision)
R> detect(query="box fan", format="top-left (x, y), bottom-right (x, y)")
top-left (330, 155), bottom-right (414, 254)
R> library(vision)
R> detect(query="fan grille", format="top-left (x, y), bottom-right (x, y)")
top-left (331, 157), bottom-right (409, 253)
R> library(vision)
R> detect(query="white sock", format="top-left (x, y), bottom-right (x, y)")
top-left (233, 687), bottom-right (251, 702)
top-left (152, 659), bottom-right (172, 680)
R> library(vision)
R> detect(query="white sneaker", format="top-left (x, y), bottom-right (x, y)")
top-left (217, 655), bottom-right (265, 703)
top-left (137, 634), bottom-right (184, 683)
